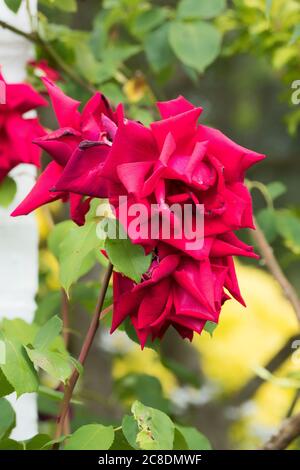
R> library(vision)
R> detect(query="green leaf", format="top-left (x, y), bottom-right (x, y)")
top-left (33, 315), bottom-right (62, 351)
top-left (25, 347), bottom-right (72, 384)
top-left (177, 0), bottom-right (226, 20)
top-left (256, 208), bottom-right (277, 243)
top-left (110, 429), bottom-right (134, 450)
top-left (176, 425), bottom-right (212, 450)
top-left (0, 176), bottom-right (17, 208)
top-left (38, 385), bottom-right (83, 406)
top-left (204, 321), bottom-right (218, 337)
top-left (122, 415), bottom-right (139, 449)
top-left (48, 220), bottom-right (75, 260)
top-left (145, 24), bottom-right (174, 72)
top-left (131, 8), bottom-right (168, 38)
top-left (132, 401), bottom-right (175, 450)
top-left (59, 220), bottom-right (102, 295)
top-left (276, 211), bottom-right (300, 254)
top-left (0, 398), bottom-right (15, 440)
top-left (4, 0), bottom-right (22, 13)
top-left (0, 369), bottom-right (14, 398)
top-left (169, 20), bottom-right (222, 73)
top-left (173, 427), bottom-right (189, 450)
top-left (116, 374), bottom-right (169, 412)
top-left (0, 334), bottom-right (38, 397)
top-left (64, 424), bottom-right (114, 450)
top-left (25, 434), bottom-right (52, 450)
top-left (1, 318), bottom-right (37, 345)
top-left (0, 438), bottom-right (23, 450)
top-left (40, 0), bottom-right (77, 12)
top-left (266, 181), bottom-right (286, 201)
top-left (105, 222), bottom-right (152, 283)
top-left (34, 291), bottom-right (61, 326)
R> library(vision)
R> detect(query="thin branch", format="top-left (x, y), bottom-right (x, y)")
top-left (286, 390), bottom-right (300, 419)
top-left (53, 263), bottom-right (113, 443)
top-left (230, 334), bottom-right (300, 406)
top-left (262, 412), bottom-right (300, 450)
top-left (252, 218), bottom-right (300, 324)
top-left (0, 20), bottom-right (95, 94)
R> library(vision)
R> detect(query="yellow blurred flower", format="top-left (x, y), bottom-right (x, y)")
top-left (123, 74), bottom-right (148, 103)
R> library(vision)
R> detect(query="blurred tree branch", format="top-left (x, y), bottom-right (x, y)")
top-left (230, 334), bottom-right (300, 406)
top-left (262, 412), bottom-right (300, 450)
top-left (252, 218), bottom-right (300, 324)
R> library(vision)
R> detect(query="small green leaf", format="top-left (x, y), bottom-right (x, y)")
top-left (25, 347), bottom-right (72, 384)
top-left (266, 182), bottom-right (286, 200)
top-left (1, 318), bottom-right (37, 345)
top-left (177, 0), bottom-right (226, 20)
top-left (59, 220), bottom-right (102, 294)
top-left (122, 415), bottom-right (139, 449)
top-left (132, 401), bottom-right (175, 450)
top-left (0, 334), bottom-right (38, 397)
top-left (105, 222), bottom-right (152, 283)
top-left (256, 208), bottom-right (278, 243)
top-left (276, 210), bottom-right (300, 254)
top-left (0, 398), bottom-right (15, 440)
top-left (33, 315), bottom-right (62, 351)
top-left (25, 434), bottom-right (52, 450)
top-left (4, 0), bottom-right (22, 13)
top-left (173, 428), bottom-right (189, 450)
top-left (176, 425), bottom-right (212, 450)
top-left (0, 176), bottom-right (17, 208)
top-left (64, 424), bottom-right (114, 450)
top-left (169, 20), bottom-right (222, 73)
top-left (48, 220), bottom-right (74, 260)
top-left (145, 24), bottom-right (174, 72)
top-left (131, 8), bottom-right (168, 37)
top-left (0, 438), bottom-right (23, 450)
top-left (204, 321), bottom-right (218, 337)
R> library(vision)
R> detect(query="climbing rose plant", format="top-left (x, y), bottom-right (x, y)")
top-left (13, 81), bottom-right (265, 347)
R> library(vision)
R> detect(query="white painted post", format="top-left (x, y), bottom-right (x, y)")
top-left (0, 0), bottom-right (39, 440)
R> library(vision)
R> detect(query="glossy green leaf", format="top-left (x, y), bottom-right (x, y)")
top-left (64, 424), bottom-right (114, 450)
top-left (132, 401), bottom-right (174, 450)
top-left (276, 211), bottom-right (300, 254)
top-left (256, 208), bottom-right (278, 243)
top-left (145, 24), bottom-right (174, 72)
top-left (59, 220), bottom-right (102, 295)
top-left (177, 0), bottom-right (226, 20)
top-left (48, 220), bottom-right (75, 260)
top-left (0, 438), bottom-right (23, 450)
top-left (204, 321), bottom-right (218, 337)
top-left (4, 0), bottom-right (22, 13)
top-left (122, 415), bottom-right (139, 449)
top-left (33, 315), bottom-right (62, 351)
top-left (266, 182), bottom-right (286, 200)
top-left (105, 222), bottom-right (151, 283)
top-left (169, 20), bottom-right (222, 73)
top-left (25, 434), bottom-right (52, 450)
top-left (176, 425), bottom-right (212, 450)
top-left (25, 347), bottom-right (72, 384)
top-left (0, 334), bottom-right (38, 397)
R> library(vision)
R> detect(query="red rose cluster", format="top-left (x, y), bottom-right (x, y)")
top-left (0, 72), bottom-right (46, 183)
top-left (12, 80), bottom-right (265, 347)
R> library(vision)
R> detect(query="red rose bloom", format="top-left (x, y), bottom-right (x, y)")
top-left (12, 78), bottom-right (117, 225)
top-left (0, 72), bottom-right (46, 183)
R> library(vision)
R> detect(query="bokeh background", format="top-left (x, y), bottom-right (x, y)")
top-left (26, 0), bottom-right (300, 449)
